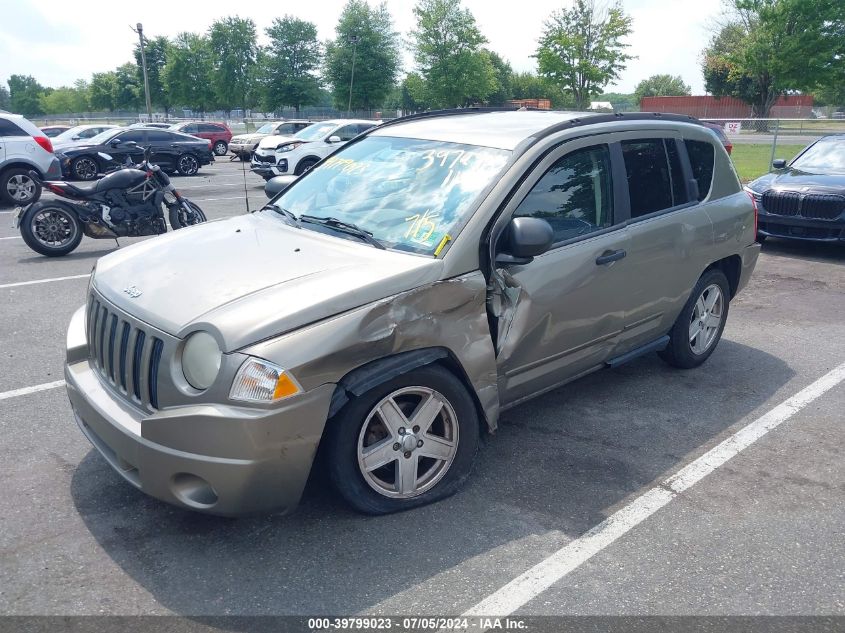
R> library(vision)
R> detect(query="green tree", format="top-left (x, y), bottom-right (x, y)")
top-left (209, 16), bottom-right (258, 112)
top-left (485, 50), bottom-right (513, 105)
top-left (8, 75), bottom-right (45, 116)
top-left (112, 63), bottom-right (142, 111)
top-left (89, 72), bottom-right (116, 112)
top-left (0, 84), bottom-right (10, 111)
top-left (263, 16), bottom-right (322, 114)
top-left (323, 1), bottom-right (401, 110)
top-left (39, 83), bottom-right (89, 114)
top-left (702, 0), bottom-right (844, 118)
top-left (163, 32), bottom-right (215, 113)
top-left (633, 73), bottom-right (691, 104)
top-left (134, 35), bottom-right (170, 113)
top-left (409, 0), bottom-right (497, 108)
top-left (536, 0), bottom-right (634, 110)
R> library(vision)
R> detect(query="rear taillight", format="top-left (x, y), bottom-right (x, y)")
top-left (33, 136), bottom-right (53, 153)
top-left (746, 190), bottom-right (758, 235)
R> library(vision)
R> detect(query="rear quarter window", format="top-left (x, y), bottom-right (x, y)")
top-left (684, 140), bottom-right (715, 201)
top-left (0, 119), bottom-right (28, 137)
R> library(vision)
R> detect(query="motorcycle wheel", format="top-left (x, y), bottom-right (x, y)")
top-left (20, 202), bottom-right (83, 257)
top-left (168, 199), bottom-right (207, 229)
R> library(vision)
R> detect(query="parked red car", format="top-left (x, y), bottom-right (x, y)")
top-left (169, 121), bottom-right (232, 156)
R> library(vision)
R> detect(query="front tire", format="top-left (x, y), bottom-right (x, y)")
top-left (71, 156), bottom-right (99, 181)
top-left (325, 365), bottom-right (479, 515)
top-left (1, 168), bottom-right (42, 205)
top-left (20, 202), bottom-right (83, 256)
top-left (168, 199), bottom-right (207, 229)
top-left (176, 154), bottom-right (200, 176)
top-left (659, 268), bottom-right (730, 369)
top-left (294, 157), bottom-right (318, 176)
top-left (213, 140), bottom-right (228, 156)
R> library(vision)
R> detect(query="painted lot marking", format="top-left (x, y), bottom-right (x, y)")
top-left (0, 273), bottom-right (89, 289)
top-left (0, 379), bottom-right (66, 401)
top-left (464, 360), bottom-right (845, 617)
top-left (0, 236), bottom-right (20, 240)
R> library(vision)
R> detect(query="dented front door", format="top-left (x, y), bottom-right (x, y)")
top-left (491, 141), bottom-right (632, 406)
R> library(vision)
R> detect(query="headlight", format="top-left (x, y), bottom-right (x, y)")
top-left (182, 331), bottom-right (222, 390)
top-left (229, 358), bottom-right (302, 403)
top-left (275, 143), bottom-right (298, 153)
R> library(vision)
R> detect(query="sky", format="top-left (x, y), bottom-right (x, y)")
top-left (0, 0), bottom-right (724, 95)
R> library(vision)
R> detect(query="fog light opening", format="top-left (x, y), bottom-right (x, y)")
top-left (171, 473), bottom-right (219, 508)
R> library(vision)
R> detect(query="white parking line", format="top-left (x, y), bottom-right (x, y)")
top-left (464, 360), bottom-right (845, 617)
top-left (191, 195), bottom-right (266, 202)
top-left (0, 273), bottom-right (90, 289)
top-left (0, 379), bottom-right (66, 401)
top-left (0, 236), bottom-right (20, 240)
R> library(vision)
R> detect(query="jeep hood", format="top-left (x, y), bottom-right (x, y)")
top-left (93, 213), bottom-right (442, 351)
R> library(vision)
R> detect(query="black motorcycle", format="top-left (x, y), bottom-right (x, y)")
top-left (15, 146), bottom-right (207, 257)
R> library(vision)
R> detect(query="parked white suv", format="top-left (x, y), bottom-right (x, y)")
top-left (251, 119), bottom-right (379, 180)
top-left (0, 113), bottom-right (62, 206)
top-left (229, 120), bottom-right (313, 159)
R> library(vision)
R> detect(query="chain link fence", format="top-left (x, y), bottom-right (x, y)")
top-left (702, 118), bottom-right (845, 182)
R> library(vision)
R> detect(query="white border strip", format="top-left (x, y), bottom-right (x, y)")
top-left (465, 360), bottom-right (845, 617)
top-left (0, 379), bottom-right (66, 401)
top-left (0, 273), bottom-right (90, 289)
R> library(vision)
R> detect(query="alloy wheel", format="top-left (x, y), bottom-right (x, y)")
top-left (689, 283), bottom-right (724, 355)
top-left (30, 207), bottom-right (79, 248)
top-left (73, 158), bottom-right (98, 180)
top-left (357, 386), bottom-right (459, 499)
top-left (6, 174), bottom-right (36, 202)
top-left (179, 155), bottom-right (199, 175)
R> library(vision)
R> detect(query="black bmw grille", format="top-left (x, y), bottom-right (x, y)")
top-left (761, 190), bottom-right (845, 220)
top-left (87, 293), bottom-right (163, 411)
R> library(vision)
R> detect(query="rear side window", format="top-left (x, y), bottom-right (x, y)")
top-left (621, 138), bottom-right (687, 218)
top-left (114, 130), bottom-right (146, 143)
top-left (147, 130), bottom-right (173, 142)
top-left (199, 124), bottom-right (223, 133)
top-left (684, 140), bottom-right (715, 201)
top-left (0, 119), bottom-right (27, 137)
top-left (514, 145), bottom-right (613, 243)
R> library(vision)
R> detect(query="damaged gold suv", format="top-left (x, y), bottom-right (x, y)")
top-left (65, 110), bottom-right (760, 516)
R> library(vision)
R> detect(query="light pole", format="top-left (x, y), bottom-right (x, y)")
top-left (132, 23), bottom-right (153, 121)
top-left (347, 35), bottom-right (360, 116)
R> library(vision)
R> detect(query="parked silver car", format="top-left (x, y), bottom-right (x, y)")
top-left (65, 110), bottom-right (760, 516)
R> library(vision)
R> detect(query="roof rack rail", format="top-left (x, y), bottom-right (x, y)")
top-left (377, 106), bottom-right (549, 130)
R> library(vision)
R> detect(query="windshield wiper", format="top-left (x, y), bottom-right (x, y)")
top-left (299, 215), bottom-right (386, 250)
top-left (261, 203), bottom-right (300, 227)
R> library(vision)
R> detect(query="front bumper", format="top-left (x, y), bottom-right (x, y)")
top-left (251, 156), bottom-right (288, 178)
top-left (758, 210), bottom-right (845, 242)
top-left (64, 306), bottom-right (334, 516)
top-left (229, 143), bottom-right (254, 155)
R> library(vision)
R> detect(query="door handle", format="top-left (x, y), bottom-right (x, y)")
top-left (595, 249), bottom-right (627, 265)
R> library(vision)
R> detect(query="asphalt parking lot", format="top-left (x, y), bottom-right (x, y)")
top-left (0, 160), bottom-right (843, 620)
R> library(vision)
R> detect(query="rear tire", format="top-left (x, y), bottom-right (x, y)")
top-left (659, 268), bottom-right (730, 369)
top-left (325, 365), bottom-right (479, 515)
top-left (213, 140), bottom-right (228, 156)
top-left (20, 202), bottom-right (83, 257)
top-left (1, 168), bottom-right (42, 206)
top-left (176, 154), bottom-right (200, 176)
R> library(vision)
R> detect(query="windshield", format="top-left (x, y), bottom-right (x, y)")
top-left (270, 135), bottom-right (510, 255)
top-left (790, 137), bottom-right (845, 174)
top-left (86, 128), bottom-right (121, 145)
top-left (294, 122), bottom-right (337, 142)
top-left (255, 123), bottom-right (276, 134)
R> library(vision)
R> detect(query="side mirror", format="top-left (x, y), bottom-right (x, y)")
top-left (265, 175), bottom-right (298, 198)
top-left (327, 135), bottom-right (342, 144)
top-left (772, 158), bottom-right (787, 169)
top-left (496, 217), bottom-right (554, 266)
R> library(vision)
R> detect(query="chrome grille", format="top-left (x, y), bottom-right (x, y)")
top-left (761, 190), bottom-right (844, 220)
top-left (86, 292), bottom-right (164, 411)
